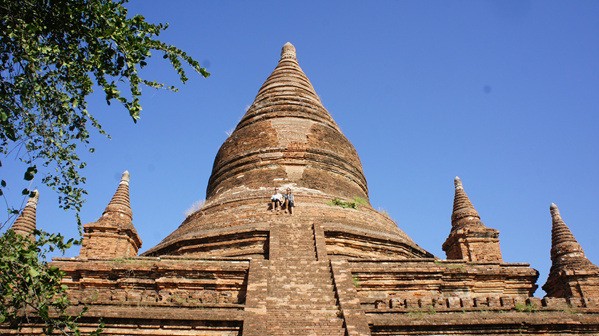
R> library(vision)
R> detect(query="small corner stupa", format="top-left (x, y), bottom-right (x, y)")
top-left (442, 176), bottom-right (503, 262)
top-left (542, 203), bottom-right (599, 300)
top-left (79, 170), bottom-right (141, 259)
top-left (6, 43), bottom-right (598, 336)
top-left (10, 190), bottom-right (39, 238)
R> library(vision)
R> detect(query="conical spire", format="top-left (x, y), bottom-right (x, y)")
top-left (79, 171), bottom-right (141, 259)
top-left (543, 203), bottom-right (599, 299)
top-left (234, 41), bottom-right (333, 130)
top-left (144, 43), bottom-right (430, 259)
top-left (11, 190), bottom-right (39, 236)
top-left (451, 176), bottom-right (483, 229)
top-left (101, 171), bottom-right (132, 222)
top-left (443, 177), bottom-right (502, 262)
top-left (206, 42), bottom-right (368, 201)
top-left (549, 203), bottom-right (592, 268)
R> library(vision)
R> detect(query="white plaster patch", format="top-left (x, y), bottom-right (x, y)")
top-left (285, 165), bottom-right (305, 180)
top-left (270, 118), bottom-right (311, 146)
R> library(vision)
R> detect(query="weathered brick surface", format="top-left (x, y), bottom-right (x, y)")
top-left (145, 195), bottom-right (430, 259)
top-left (262, 215), bottom-right (345, 335)
top-left (53, 257), bottom-right (249, 308)
top-left (80, 171), bottom-right (142, 259)
top-left (243, 259), bottom-right (269, 335)
top-left (443, 177), bottom-right (503, 263)
top-left (349, 259), bottom-right (539, 308)
top-left (368, 311), bottom-right (599, 335)
top-left (144, 42), bottom-right (428, 260)
top-left (543, 204), bottom-right (599, 300)
top-left (330, 259), bottom-right (371, 336)
top-left (207, 43), bottom-right (367, 203)
top-left (10, 191), bottom-right (38, 237)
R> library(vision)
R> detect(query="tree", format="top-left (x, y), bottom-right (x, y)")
top-left (0, 0), bottom-right (209, 218)
top-left (0, 0), bottom-right (208, 333)
top-left (0, 229), bottom-right (104, 335)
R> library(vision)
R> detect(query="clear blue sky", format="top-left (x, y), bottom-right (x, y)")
top-left (3, 1), bottom-right (598, 297)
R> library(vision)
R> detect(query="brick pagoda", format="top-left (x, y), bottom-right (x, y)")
top-left (4, 43), bottom-right (599, 335)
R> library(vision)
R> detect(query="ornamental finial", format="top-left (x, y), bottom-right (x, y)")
top-left (281, 42), bottom-right (296, 60)
top-left (120, 170), bottom-right (130, 185)
top-left (454, 176), bottom-right (463, 189)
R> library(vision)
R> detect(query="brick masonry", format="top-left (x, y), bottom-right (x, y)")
top-left (4, 43), bottom-right (599, 335)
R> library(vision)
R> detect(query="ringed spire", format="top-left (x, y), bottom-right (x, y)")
top-left (543, 203), bottom-right (599, 298)
top-left (102, 170), bottom-right (132, 222)
top-left (549, 203), bottom-right (593, 268)
top-left (144, 43), bottom-right (430, 259)
top-left (451, 176), bottom-right (484, 229)
top-left (206, 42), bottom-right (368, 201)
top-left (443, 177), bottom-right (503, 262)
top-left (79, 171), bottom-right (141, 258)
top-left (11, 190), bottom-right (39, 237)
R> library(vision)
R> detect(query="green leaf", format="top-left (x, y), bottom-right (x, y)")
top-left (5, 126), bottom-right (16, 141)
top-left (1, 180), bottom-right (6, 187)
top-left (28, 266), bottom-right (40, 278)
top-left (24, 166), bottom-right (37, 181)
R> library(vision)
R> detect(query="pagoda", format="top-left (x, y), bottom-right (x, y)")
top-left (4, 43), bottom-right (598, 335)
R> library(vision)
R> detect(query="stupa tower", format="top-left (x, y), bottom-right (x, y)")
top-left (144, 43), bottom-right (430, 260)
top-left (543, 203), bottom-right (599, 299)
top-left (10, 190), bottom-right (39, 237)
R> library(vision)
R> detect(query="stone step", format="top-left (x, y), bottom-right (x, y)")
top-left (267, 269), bottom-right (333, 275)
top-left (266, 297), bottom-right (338, 303)
top-left (269, 330), bottom-right (345, 336)
top-left (269, 327), bottom-right (345, 332)
top-left (266, 287), bottom-right (336, 293)
top-left (267, 267), bottom-right (332, 273)
top-left (266, 298), bottom-right (338, 304)
top-left (267, 320), bottom-right (344, 326)
top-left (267, 273), bottom-right (334, 279)
top-left (268, 261), bottom-right (330, 266)
top-left (268, 267), bottom-right (332, 272)
top-left (261, 220), bottom-right (346, 336)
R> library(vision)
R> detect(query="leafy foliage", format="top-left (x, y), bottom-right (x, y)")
top-left (327, 197), bottom-right (368, 209)
top-left (328, 198), bottom-right (357, 209)
top-left (0, 0), bottom-right (208, 332)
top-left (353, 196), bottom-right (368, 206)
top-left (0, 0), bottom-right (209, 214)
top-left (0, 230), bottom-right (102, 334)
top-left (514, 301), bottom-right (537, 313)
